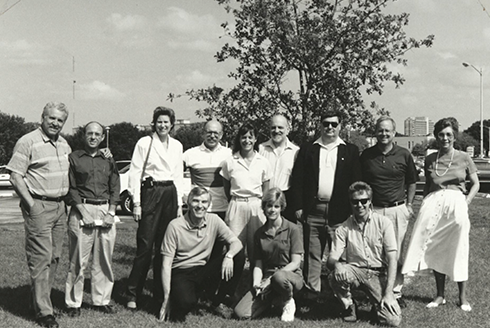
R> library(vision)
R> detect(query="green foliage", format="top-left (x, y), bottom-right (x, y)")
top-left (64, 122), bottom-right (149, 161)
top-left (411, 140), bottom-right (428, 157)
top-left (174, 0), bottom-right (434, 145)
top-left (174, 122), bottom-right (206, 151)
top-left (0, 111), bottom-right (39, 165)
top-left (463, 119), bottom-right (490, 156)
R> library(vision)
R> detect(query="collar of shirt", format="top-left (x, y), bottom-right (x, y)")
top-left (262, 218), bottom-right (289, 238)
top-left (262, 138), bottom-right (295, 151)
top-left (39, 127), bottom-right (62, 145)
top-left (75, 149), bottom-right (104, 158)
top-left (183, 213), bottom-right (208, 230)
top-left (198, 142), bottom-right (223, 153)
top-left (374, 143), bottom-right (397, 156)
top-left (314, 137), bottom-right (345, 150)
top-left (352, 210), bottom-right (373, 230)
top-left (233, 151), bottom-right (263, 168)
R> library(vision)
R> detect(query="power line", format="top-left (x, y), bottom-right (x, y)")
top-left (476, 0), bottom-right (490, 19)
top-left (0, 0), bottom-right (21, 16)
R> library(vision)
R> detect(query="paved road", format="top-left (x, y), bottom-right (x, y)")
top-left (0, 190), bottom-right (133, 225)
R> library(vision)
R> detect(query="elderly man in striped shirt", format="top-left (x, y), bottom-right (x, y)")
top-left (7, 102), bottom-right (71, 328)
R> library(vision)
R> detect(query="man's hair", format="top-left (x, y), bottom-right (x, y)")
top-left (83, 121), bottom-right (105, 134)
top-left (261, 187), bottom-right (287, 212)
top-left (152, 106), bottom-right (176, 132)
top-left (375, 115), bottom-right (396, 131)
top-left (320, 109), bottom-right (342, 122)
top-left (233, 122), bottom-right (259, 153)
top-left (348, 181), bottom-right (373, 200)
top-left (433, 117), bottom-right (459, 136)
top-left (42, 102), bottom-right (69, 118)
top-left (187, 186), bottom-right (212, 204)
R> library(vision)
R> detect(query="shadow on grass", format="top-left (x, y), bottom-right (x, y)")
top-left (0, 285), bottom-right (66, 322)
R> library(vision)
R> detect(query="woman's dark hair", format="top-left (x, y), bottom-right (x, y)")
top-left (233, 122), bottom-right (259, 153)
top-left (151, 106), bottom-right (176, 132)
top-left (433, 117), bottom-right (459, 136)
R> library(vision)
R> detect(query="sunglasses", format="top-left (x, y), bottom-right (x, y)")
top-left (350, 198), bottom-right (370, 206)
top-left (321, 121), bottom-right (339, 128)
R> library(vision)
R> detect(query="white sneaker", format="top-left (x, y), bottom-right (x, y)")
top-left (281, 298), bottom-right (296, 322)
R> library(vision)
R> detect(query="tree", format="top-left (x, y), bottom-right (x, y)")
top-left (0, 111), bottom-right (38, 165)
top-left (463, 119), bottom-right (490, 157)
top-left (174, 122), bottom-right (206, 151)
top-left (411, 140), bottom-right (428, 157)
top-left (172, 0), bottom-right (434, 145)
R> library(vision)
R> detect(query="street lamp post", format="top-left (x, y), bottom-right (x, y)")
top-left (463, 62), bottom-right (484, 157)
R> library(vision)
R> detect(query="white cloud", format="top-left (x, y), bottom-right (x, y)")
top-left (437, 52), bottom-right (457, 60)
top-left (79, 81), bottom-right (126, 101)
top-left (106, 13), bottom-right (148, 32)
top-left (174, 70), bottom-right (219, 89)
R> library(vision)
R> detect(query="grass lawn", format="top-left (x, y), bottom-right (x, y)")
top-left (1, 195), bottom-right (489, 327)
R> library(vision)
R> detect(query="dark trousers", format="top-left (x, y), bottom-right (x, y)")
top-left (169, 253), bottom-right (241, 321)
top-left (126, 183), bottom-right (178, 303)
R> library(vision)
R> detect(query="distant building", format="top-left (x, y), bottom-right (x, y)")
top-left (404, 117), bottom-right (434, 136)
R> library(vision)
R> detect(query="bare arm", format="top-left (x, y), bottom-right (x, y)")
top-left (279, 253), bottom-right (301, 273)
top-left (381, 250), bottom-right (400, 315)
top-left (159, 255), bottom-right (174, 321)
top-left (406, 182), bottom-right (416, 216)
top-left (466, 172), bottom-right (480, 205)
top-left (261, 180), bottom-right (270, 196)
top-left (10, 172), bottom-right (34, 209)
top-left (221, 237), bottom-right (243, 281)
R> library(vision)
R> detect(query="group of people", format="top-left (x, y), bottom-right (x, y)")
top-left (6, 102), bottom-right (478, 328)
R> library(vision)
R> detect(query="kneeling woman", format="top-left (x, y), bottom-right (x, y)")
top-left (234, 188), bottom-right (303, 322)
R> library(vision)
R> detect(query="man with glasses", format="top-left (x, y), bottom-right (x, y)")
top-left (183, 120), bottom-right (231, 220)
top-left (327, 181), bottom-right (401, 326)
top-left (289, 109), bottom-right (361, 299)
top-left (64, 121), bottom-right (120, 317)
top-left (259, 114), bottom-right (299, 222)
top-left (360, 116), bottom-right (418, 308)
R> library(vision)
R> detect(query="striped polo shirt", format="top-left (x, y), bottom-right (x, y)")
top-left (7, 127), bottom-right (71, 198)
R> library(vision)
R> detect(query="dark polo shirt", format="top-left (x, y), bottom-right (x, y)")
top-left (254, 218), bottom-right (303, 275)
top-left (360, 144), bottom-right (418, 206)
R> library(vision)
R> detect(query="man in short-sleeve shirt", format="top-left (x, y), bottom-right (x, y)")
top-left (7, 102), bottom-right (71, 328)
top-left (159, 187), bottom-right (242, 322)
top-left (327, 181), bottom-right (401, 326)
top-left (360, 116), bottom-right (418, 306)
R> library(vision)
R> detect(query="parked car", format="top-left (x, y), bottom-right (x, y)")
top-left (0, 165), bottom-right (12, 188)
top-left (118, 162), bottom-right (191, 215)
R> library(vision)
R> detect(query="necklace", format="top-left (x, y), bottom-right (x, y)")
top-left (435, 149), bottom-right (454, 177)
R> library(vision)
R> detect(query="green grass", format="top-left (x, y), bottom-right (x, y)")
top-left (1, 196), bottom-right (489, 327)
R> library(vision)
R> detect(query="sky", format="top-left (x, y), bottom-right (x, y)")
top-left (1, 0), bottom-right (490, 134)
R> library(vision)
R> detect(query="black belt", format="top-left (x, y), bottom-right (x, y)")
top-left (31, 193), bottom-right (64, 202)
top-left (373, 200), bottom-right (404, 208)
top-left (154, 180), bottom-right (173, 187)
top-left (81, 198), bottom-right (109, 205)
top-left (367, 267), bottom-right (385, 272)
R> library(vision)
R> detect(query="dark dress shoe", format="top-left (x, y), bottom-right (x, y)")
top-left (341, 303), bottom-right (357, 323)
top-left (93, 305), bottom-right (116, 314)
top-left (36, 315), bottom-right (59, 328)
top-left (66, 307), bottom-right (81, 317)
top-left (397, 297), bottom-right (407, 309)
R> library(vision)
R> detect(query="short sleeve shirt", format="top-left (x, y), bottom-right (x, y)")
top-left (183, 143), bottom-right (232, 212)
top-left (254, 219), bottom-right (304, 275)
top-left (425, 150), bottom-right (477, 193)
top-left (258, 139), bottom-right (299, 191)
top-left (330, 211), bottom-right (397, 268)
top-left (360, 144), bottom-right (418, 205)
top-left (7, 128), bottom-right (71, 198)
top-left (220, 152), bottom-right (272, 198)
top-left (161, 212), bottom-right (239, 269)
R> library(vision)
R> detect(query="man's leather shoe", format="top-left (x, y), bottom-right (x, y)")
top-left (66, 307), bottom-right (81, 317)
top-left (93, 305), bottom-right (116, 314)
top-left (36, 315), bottom-right (59, 328)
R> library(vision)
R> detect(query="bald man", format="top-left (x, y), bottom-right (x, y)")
top-left (64, 121), bottom-right (120, 317)
top-left (259, 115), bottom-right (299, 222)
top-left (183, 120), bottom-right (232, 219)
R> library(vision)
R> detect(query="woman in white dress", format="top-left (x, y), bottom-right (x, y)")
top-left (402, 117), bottom-right (479, 312)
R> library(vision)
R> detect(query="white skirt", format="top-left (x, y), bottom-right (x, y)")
top-left (402, 189), bottom-right (470, 282)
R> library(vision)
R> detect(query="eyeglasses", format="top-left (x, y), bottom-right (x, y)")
top-left (321, 121), bottom-right (339, 128)
top-left (205, 131), bottom-right (221, 136)
top-left (350, 198), bottom-right (370, 206)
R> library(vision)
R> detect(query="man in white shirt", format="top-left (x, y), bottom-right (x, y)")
top-left (259, 115), bottom-right (299, 222)
top-left (183, 120), bottom-right (231, 219)
top-left (289, 110), bottom-right (362, 297)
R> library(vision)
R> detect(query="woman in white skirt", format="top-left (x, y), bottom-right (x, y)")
top-left (402, 117), bottom-right (479, 312)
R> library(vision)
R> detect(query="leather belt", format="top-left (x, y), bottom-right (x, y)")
top-left (82, 198), bottom-right (109, 205)
top-left (31, 193), bottom-right (64, 202)
top-left (373, 200), bottom-right (404, 208)
top-left (232, 196), bottom-right (260, 202)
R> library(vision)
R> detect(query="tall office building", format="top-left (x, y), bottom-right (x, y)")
top-left (404, 117), bottom-right (434, 136)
